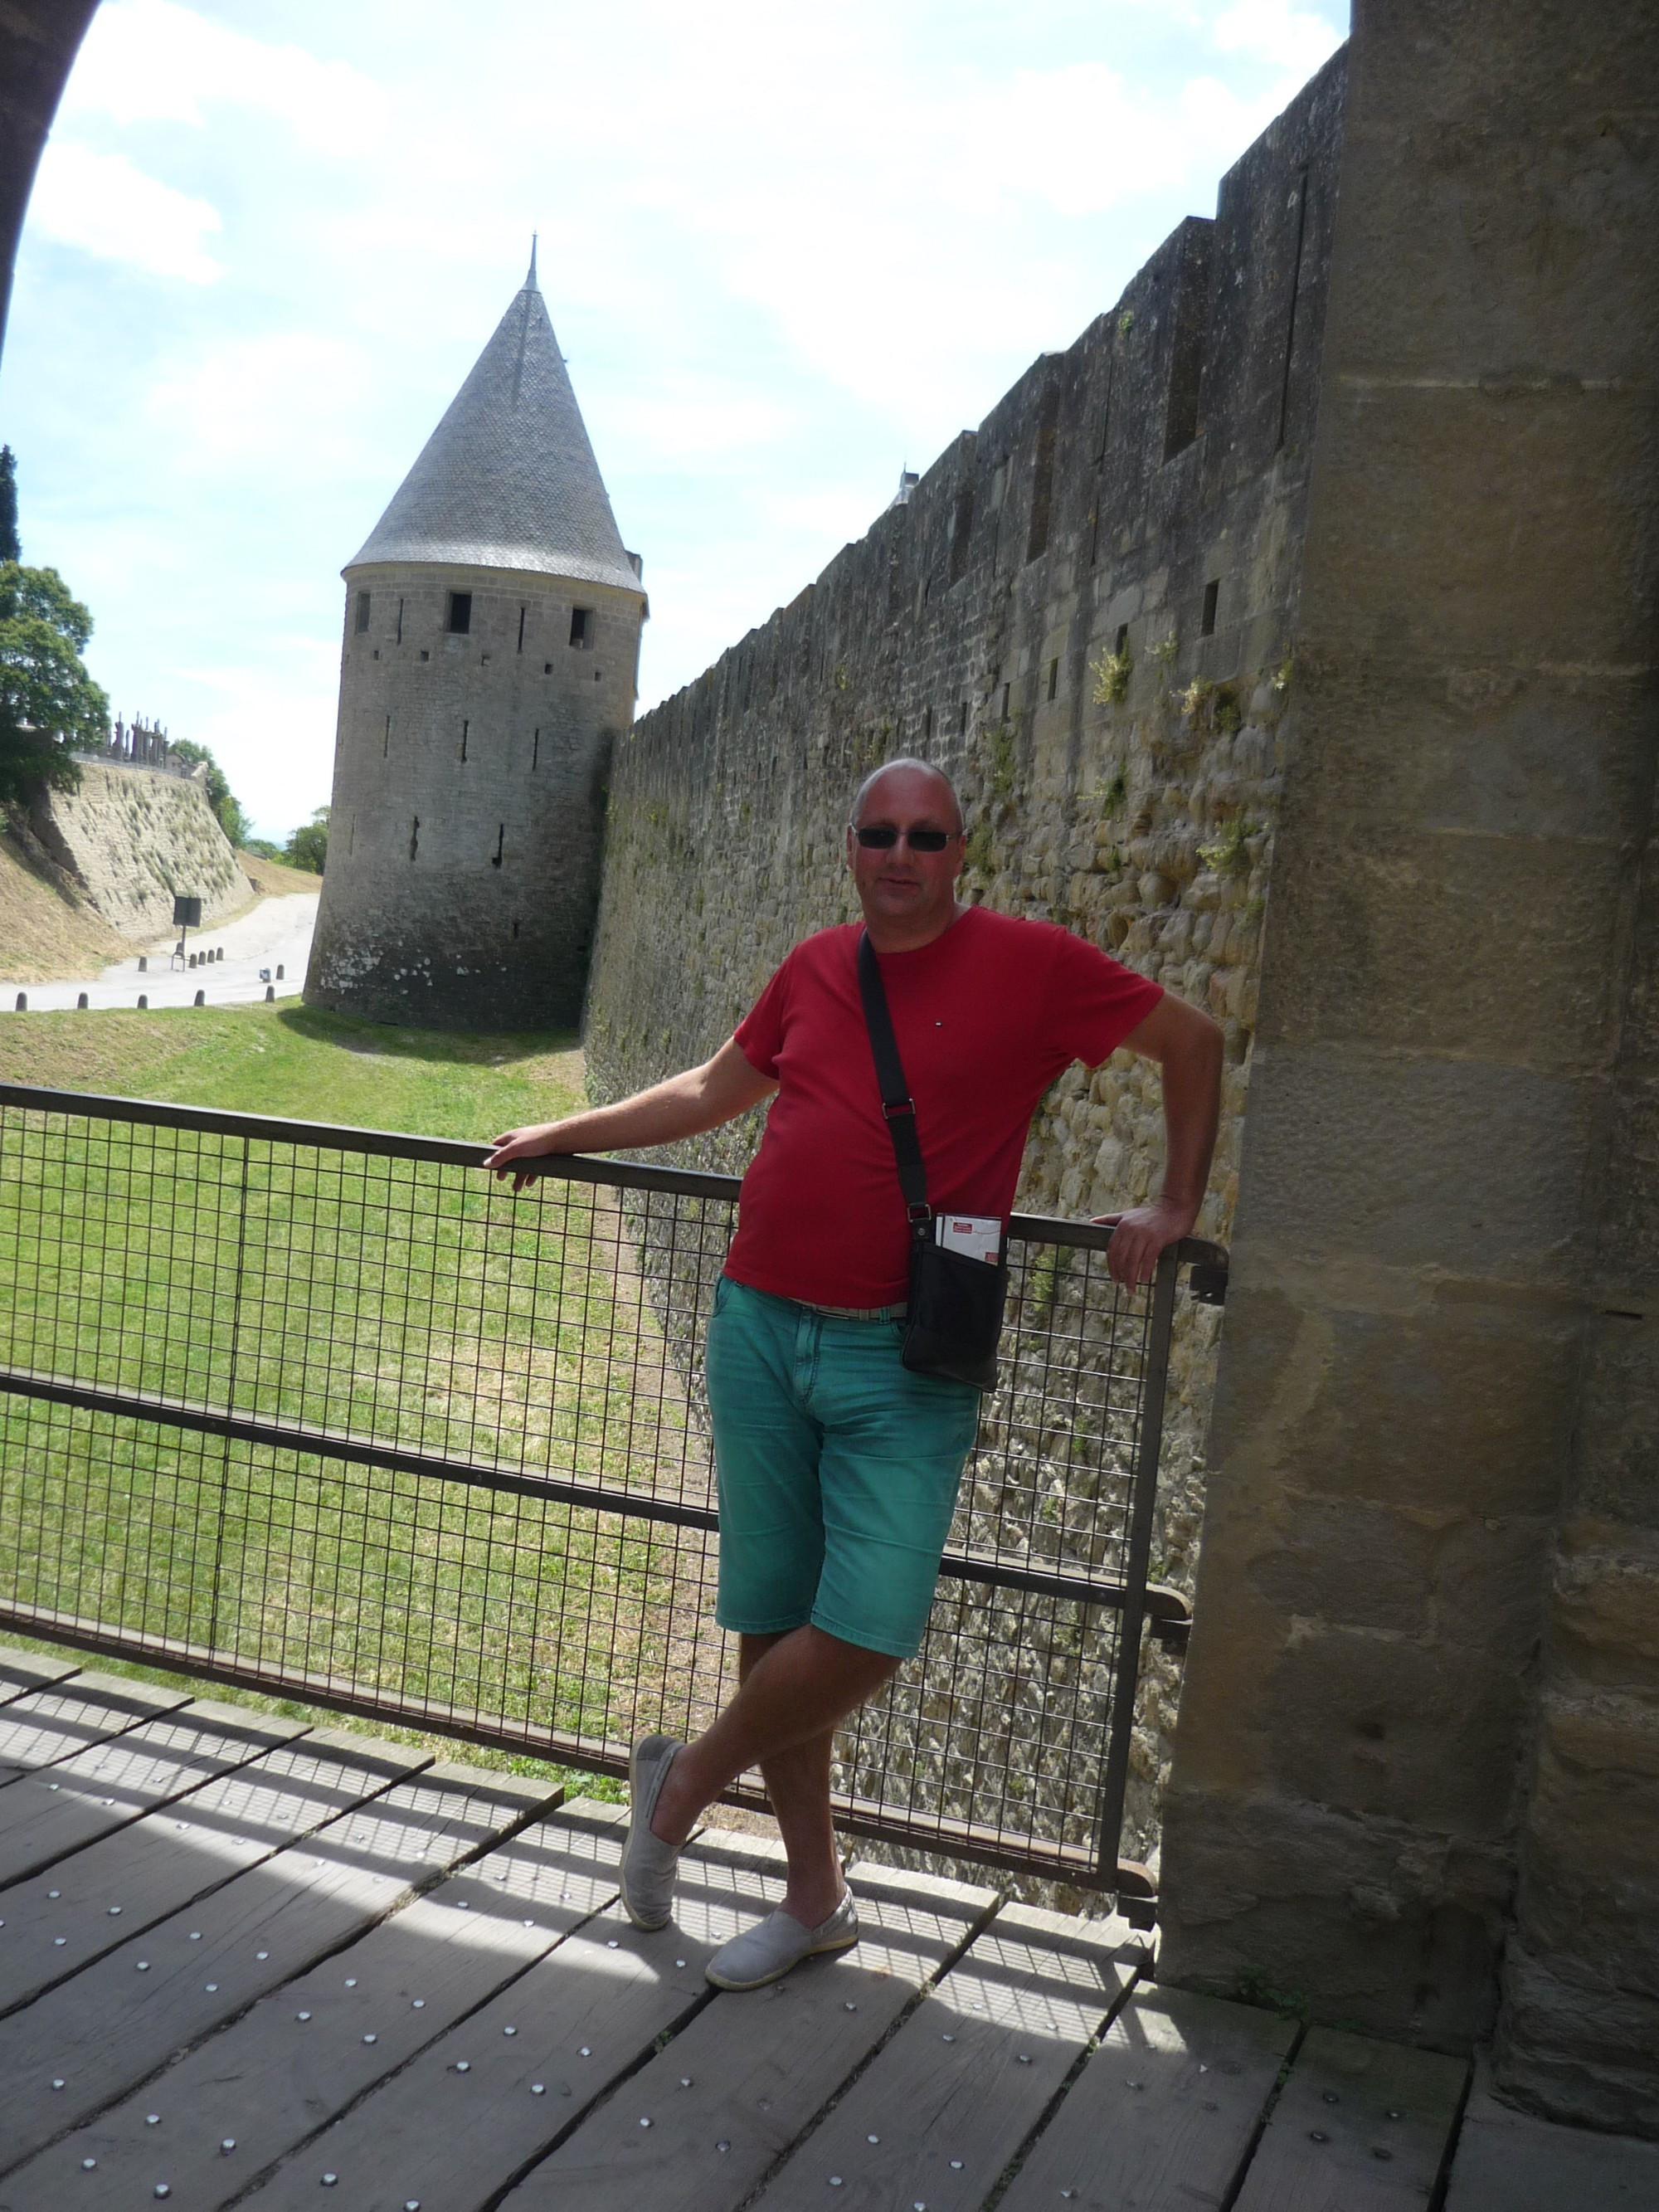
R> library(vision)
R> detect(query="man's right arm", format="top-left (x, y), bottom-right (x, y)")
top-left (484, 1037), bottom-right (777, 1189)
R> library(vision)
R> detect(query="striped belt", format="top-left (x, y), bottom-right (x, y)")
top-left (798, 1299), bottom-right (908, 1322)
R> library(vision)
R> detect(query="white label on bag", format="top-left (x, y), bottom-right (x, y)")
top-left (938, 1214), bottom-right (1002, 1264)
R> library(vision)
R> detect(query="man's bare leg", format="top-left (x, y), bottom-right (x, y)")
top-left (650, 1624), bottom-right (898, 1925)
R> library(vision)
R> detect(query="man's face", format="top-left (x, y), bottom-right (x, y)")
top-left (845, 767), bottom-right (966, 933)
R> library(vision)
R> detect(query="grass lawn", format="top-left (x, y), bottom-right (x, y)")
top-left (0, 996), bottom-right (586, 1142)
top-left (0, 996), bottom-right (701, 1797)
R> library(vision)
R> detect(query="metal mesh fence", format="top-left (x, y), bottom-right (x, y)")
top-left (0, 1084), bottom-right (1218, 1894)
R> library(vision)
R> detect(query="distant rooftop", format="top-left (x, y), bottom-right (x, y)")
top-left (348, 247), bottom-right (643, 597)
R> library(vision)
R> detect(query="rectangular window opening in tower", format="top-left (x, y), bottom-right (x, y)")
top-left (532, 730), bottom-right (540, 771)
top-left (354, 592), bottom-right (371, 634)
top-left (517, 607), bottom-right (527, 653)
top-left (570, 607), bottom-right (592, 648)
top-left (396, 597), bottom-right (404, 646)
top-left (446, 592), bottom-right (473, 636)
top-left (1048, 658), bottom-right (1059, 701)
top-left (1201, 579), bottom-right (1220, 636)
top-left (383, 714), bottom-right (391, 758)
top-left (460, 719), bottom-right (469, 763)
top-left (492, 824), bottom-right (504, 869)
top-left (959, 701), bottom-right (968, 736)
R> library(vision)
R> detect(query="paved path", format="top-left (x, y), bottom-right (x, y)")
top-left (2, 891), bottom-right (319, 1012)
top-left (0, 1644), bottom-right (1650, 2211)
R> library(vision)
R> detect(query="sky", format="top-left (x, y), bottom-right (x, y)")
top-left (1, 0), bottom-right (1347, 842)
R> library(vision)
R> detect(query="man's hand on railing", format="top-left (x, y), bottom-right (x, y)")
top-left (1091, 1196), bottom-right (1199, 1290)
top-left (484, 1040), bottom-right (778, 1193)
top-left (485, 1124), bottom-right (575, 1193)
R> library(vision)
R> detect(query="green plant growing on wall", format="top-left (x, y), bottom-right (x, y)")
top-left (1233, 1967), bottom-right (1311, 2023)
top-left (1101, 767), bottom-right (1128, 814)
top-left (833, 662), bottom-right (849, 692)
top-left (1198, 816), bottom-right (1260, 878)
top-left (964, 818), bottom-right (994, 875)
top-left (1151, 633), bottom-right (1180, 671)
top-left (1177, 677), bottom-right (1214, 720)
top-left (1117, 309), bottom-right (1135, 338)
top-left (1213, 682), bottom-right (1243, 736)
top-left (988, 725), bottom-right (1017, 803)
top-left (1272, 650), bottom-right (1295, 694)
top-left (1091, 641), bottom-right (1131, 704)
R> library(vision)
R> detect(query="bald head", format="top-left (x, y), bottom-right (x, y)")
top-left (850, 758), bottom-right (964, 834)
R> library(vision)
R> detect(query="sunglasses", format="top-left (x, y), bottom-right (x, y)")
top-left (851, 825), bottom-right (959, 852)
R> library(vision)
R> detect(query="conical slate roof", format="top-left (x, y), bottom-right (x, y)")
top-left (347, 251), bottom-right (641, 595)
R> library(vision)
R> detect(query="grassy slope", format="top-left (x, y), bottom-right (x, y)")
top-left (0, 998), bottom-right (633, 1791)
top-left (0, 825), bottom-right (131, 983)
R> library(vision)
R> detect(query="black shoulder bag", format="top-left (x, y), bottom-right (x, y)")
top-left (857, 929), bottom-right (1009, 1392)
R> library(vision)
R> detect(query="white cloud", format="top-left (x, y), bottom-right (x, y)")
top-left (28, 142), bottom-right (222, 281)
top-left (61, 0), bottom-right (386, 150)
top-left (144, 330), bottom-right (365, 467)
top-left (1214, 0), bottom-right (1344, 75)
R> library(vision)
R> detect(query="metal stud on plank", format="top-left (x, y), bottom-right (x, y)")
top-left (221, 2141), bottom-right (236, 2154)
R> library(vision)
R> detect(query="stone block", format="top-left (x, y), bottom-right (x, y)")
top-left (1496, 1940), bottom-right (1659, 2138)
top-left (1206, 1279), bottom-right (1578, 1520)
top-left (1233, 1041), bottom-right (1595, 1283)
top-left (1265, 1622), bottom-right (1534, 1833)
top-left (1158, 1781), bottom-right (1511, 2049)
top-left (1543, 1523), bottom-right (1659, 1693)
top-left (1331, 3), bottom-right (1659, 378)
top-left (1570, 1318), bottom-right (1659, 1525)
top-left (1301, 382), bottom-right (1658, 667)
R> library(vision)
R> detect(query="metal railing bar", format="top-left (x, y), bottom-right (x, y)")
top-left (0, 1084), bottom-right (1222, 1264)
top-left (0, 1602), bottom-right (1148, 1896)
top-left (1092, 1243), bottom-right (1183, 1883)
top-left (0, 1366), bottom-right (1190, 1620)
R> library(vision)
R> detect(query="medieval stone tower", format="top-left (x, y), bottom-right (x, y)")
top-left (304, 247), bottom-right (646, 1030)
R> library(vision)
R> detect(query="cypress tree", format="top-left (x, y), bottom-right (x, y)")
top-left (0, 449), bottom-right (17, 564)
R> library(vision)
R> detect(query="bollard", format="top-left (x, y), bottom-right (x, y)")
top-left (137, 994), bottom-right (148, 1009)
top-left (187, 953), bottom-right (197, 968)
top-left (76, 992), bottom-right (88, 1010)
top-left (265, 984), bottom-right (275, 1001)
top-left (276, 964), bottom-right (285, 980)
top-left (193, 989), bottom-right (205, 1006)
top-left (13, 992), bottom-right (24, 1012)
top-left (138, 956), bottom-right (147, 972)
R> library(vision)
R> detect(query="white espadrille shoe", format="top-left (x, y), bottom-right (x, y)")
top-left (705, 1892), bottom-right (860, 1990)
top-left (620, 1732), bottom-right (685, 1930)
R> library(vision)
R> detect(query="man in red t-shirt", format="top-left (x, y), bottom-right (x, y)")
top-left (488, 759), bottom-right (1222, 1990)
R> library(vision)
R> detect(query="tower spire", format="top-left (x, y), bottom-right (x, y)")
top-left (525, 232), bottom-right (539, 291)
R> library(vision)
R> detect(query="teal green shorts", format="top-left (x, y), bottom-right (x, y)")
top-left (705, 1276), bottom-right (980, 1660)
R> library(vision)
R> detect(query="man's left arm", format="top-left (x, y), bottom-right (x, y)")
top-left (1093, 992), bottom-right (1224, 1288)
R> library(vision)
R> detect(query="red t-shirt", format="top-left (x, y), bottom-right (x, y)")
top-left (726, 906), bottom-right (1163, 1308)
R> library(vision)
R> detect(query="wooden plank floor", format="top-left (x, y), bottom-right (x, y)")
top-left (0, 1653), bottom-right (1647, 2212)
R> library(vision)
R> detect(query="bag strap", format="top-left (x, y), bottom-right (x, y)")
top-left (856, 929), bottom-right (932, 1227)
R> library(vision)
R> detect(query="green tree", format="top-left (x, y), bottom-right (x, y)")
top-left (168, 738), bottom-right (251, 847)
top-left (0, 562), bottom-right (108, 803)
top-left (285, 806), bottom-right (328, 874)
top-left (0, 449), bottom-right (18, 564)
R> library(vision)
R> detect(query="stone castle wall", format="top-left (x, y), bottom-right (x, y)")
top-left (586, 52), bottom-right (1347, 1875)
top-left (27, 759), bottom-right (248, 940)
top-left (307, 563), bottom-right (642, 1031)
